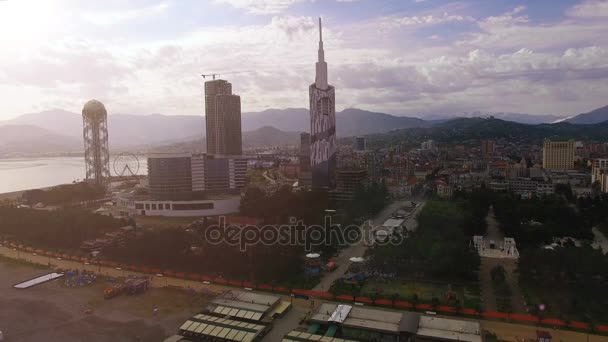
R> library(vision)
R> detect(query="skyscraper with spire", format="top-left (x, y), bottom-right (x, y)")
top-left (309, 17), bottom-right (336, 190)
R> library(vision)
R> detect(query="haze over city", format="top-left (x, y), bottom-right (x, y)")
top-left (1, 0), bottom-right (608, 119)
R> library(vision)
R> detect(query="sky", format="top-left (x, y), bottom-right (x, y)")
top-left (0, 0), bottom-right (607, 119)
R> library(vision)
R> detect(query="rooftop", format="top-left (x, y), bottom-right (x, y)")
top-left (417, 316), bottom-right (482, 342)
top-left (311, 303), bottom-right (419, 334)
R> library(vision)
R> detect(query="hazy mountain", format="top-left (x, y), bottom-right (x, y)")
top-left (242, 126), bottom-right (300, 147)
top-left (369, 117), bottom-right (608, 149)
top-left (0, 125), bottom-right (80, 155)
top-left (0, 107), bottom-right (430, 148)
top-left (565, 105), bottom-right (608, 124)
top-left (337, 108), bottom-right (429, 135)
top-left (150, 126), bottom-right (300, 153)
top-left (242, 108), bottom-right (309, 132)
top-left (425, 111), bottom-right (566, 125)
top-left (243, 107), bottom-right (430, 135)
top-left (0, 110), bottom-right (204, 148)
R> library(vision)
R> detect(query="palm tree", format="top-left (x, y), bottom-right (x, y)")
top-left (431, 296), bottom-right (440, 311)
top-left (411, 293), bottom-right (419, 309)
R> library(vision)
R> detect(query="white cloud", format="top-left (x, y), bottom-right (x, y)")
top-left (214, 0), bottom-right (306, 15)
top-left (567, 0), bottom-right (608, 18)
top-left (380, 12), bottom-right (474, 29)
top-left (82, 2), bottom-right (170, 25)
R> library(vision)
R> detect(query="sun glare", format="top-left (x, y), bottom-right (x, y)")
top-left (0, 0), bottom-right (57, 46)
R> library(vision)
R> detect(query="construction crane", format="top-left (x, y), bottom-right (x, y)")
top-left (201, 71), bottom-right (250, 80)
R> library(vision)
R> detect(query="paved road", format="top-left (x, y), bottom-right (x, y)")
top-left (483, 320), bottom-right (608, 342)
top-left (263, 305), bottom-right (307, 341)
top-left (312, 200), bottom-right (426, 292)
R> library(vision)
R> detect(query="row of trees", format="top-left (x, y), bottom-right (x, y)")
top-left (0, 207), bottom-right (125, 249)
top-left (370, 201), bottom-right (481, 282)
top-left (22, 182), bottom-right (106, 205)
top-left (104, 227), bottom-right (304, 283)
top-left (492, 192), bottom-right (594, 249)
top-left (518, 246), bottom-right (608, 321)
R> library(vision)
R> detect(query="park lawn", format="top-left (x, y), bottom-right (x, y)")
top-left (522, 285), bottom-right (608, 323)
top-left (362, 279), bottom-right (481, 308)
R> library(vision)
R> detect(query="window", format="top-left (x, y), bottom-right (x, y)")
top-left (316, 97), bottom-right (331, 116)
top-left (172, 202), bottom-right (214, 210)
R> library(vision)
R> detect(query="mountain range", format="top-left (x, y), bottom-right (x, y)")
top-left (1, 105), bottom-right (607, 155)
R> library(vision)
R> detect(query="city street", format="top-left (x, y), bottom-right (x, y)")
top-left (312, 199), bottom-right (426, 292)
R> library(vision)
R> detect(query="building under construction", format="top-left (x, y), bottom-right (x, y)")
top-left (82, 99), bottom-right (110, 186)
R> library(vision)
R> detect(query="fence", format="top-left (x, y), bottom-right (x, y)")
top-left (2, 239), bottom-right (607, 334)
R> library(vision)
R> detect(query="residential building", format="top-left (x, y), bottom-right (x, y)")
top-left (481, 139), bottom-right (495, 157)
top-left (309, 18), bottom-right (337, 190)
top-left (355, 136), bottom-right (366, 151)
top-left (542, 139), bottom-right (575, 170)
top-left (148, 153), bottom-right (247, 200)
top-left (205, 79), bottom-right (242, 155)
top-left (436, 179), bottom-right (454, 199)
top-left (421, 140), bottom-right (436, 151)
top-left (329, 169), bottom-right (367, 202)
top-left (299, 132), bottom-right (312, 187)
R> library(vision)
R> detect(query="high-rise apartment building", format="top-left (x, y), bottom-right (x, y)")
top-left (355, 136), bottom-right (366, 151)
top-left (148, 153), bottom-right (248, 200)
top-left (309, 18), bottom-right (336, 190)
top-left (205, 80), bottom-right (242, 155)
top-left (299, 132), bottom-right (312, 187)
top-left (542, 139), bottom-right (575, 170)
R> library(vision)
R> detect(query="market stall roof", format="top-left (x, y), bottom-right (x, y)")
top-left (282, 330), bottom-right (358, 342)
top-left (179, 314), bottom-right (265, 342)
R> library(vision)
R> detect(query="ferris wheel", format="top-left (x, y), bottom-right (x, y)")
top-left (113, 153), bottom-right (140, 177)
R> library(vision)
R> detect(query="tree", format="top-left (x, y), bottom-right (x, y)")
top-left (431, 297), bottom-right (440, 310)
top-left (390, 293), bottom-right (400, 307)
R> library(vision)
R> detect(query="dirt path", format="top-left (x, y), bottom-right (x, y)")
top-left (478, 208), bottom-right (527, 314)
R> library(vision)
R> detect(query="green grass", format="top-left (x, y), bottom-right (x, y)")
top-left (522, 285), bottom-right (608, 323)
top-left (361, 279), bottom-right (481, 307)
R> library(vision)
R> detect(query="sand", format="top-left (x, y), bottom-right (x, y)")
top-left (0, 259), bottom-right (211, 342)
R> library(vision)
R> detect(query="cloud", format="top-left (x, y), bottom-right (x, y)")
top-left (380, 12), bottom-right (475, 29)
top-left (82, 2), bottom-right (170, 25)
top-left (1, 1), bottom-right (608, 118)
top-left (214, 0), bottom-right (306, 15)
top-left (567, 0), bottom-right (608, 18)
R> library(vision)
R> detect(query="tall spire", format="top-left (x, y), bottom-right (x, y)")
top-left (315, 17), bottom-right (328, 90)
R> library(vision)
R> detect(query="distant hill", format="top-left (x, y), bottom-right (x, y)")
top-left (425, 111), bottom-right (566, 124)
top-left (0, 110), bottom-right (204, 148)
top-left (150, 126), bottom-right (300, 153)
top-left (242, 108), bottom-right (309, 132)
top-left (368, 117), bottom-right (608, 149)
top-left (0, 107), bottom-right (429, 148)
top-left (337, 108), bottom-right (429, 135)
top-left (2, 104), bottom-right (606, 154)
top-left (0, 125), bottom-right (80, 155)
top-left (565, 105), bottom-right (608, 124)
top-left (243, 107), bottom-right (430, 135)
